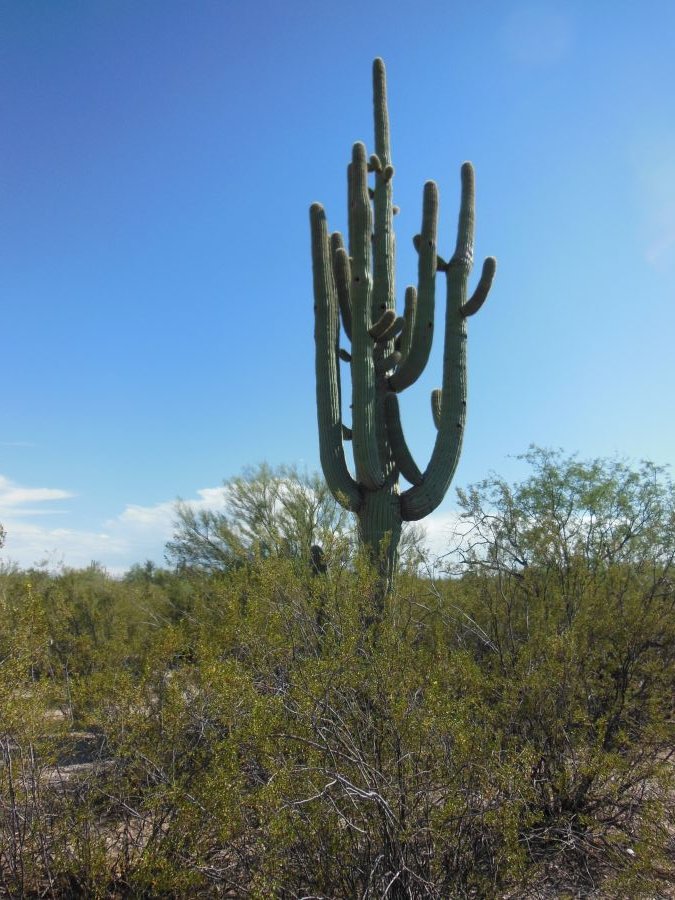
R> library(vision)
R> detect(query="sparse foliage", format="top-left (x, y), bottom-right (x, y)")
top-left (166, 462), bottom-right (352, 573)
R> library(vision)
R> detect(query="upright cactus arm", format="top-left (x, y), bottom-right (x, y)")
top-left (397, 285), bottom-right (417, 361)
top-left (310, 203), bottom-right (362, 513)
top-left (347, 162), bottom-right (355, 257)
top-left (371, 58), bottom-right (396, 328)
top-left (401, 162), bottom-right (495, 522)
top-left (388, 181), bottom-right (439, 392)
top-left (331, 232), bottom-right (352, 340)
top-left (461, 256), bottom-right (497, 317)
top-left (350, 141), bottom-right (385, 490)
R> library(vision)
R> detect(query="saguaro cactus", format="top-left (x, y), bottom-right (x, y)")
top-left (310, 58), bottom-right (495, 592)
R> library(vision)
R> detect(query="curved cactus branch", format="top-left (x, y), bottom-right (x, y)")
top-left (369, 309), bottom-right (397, 340)
top-left (375, 350), bottom-right (402, 375)
top-left (310, 203), bottom-right (362, 512)
top-left (388, 181), bottom-right (438, 392)
top-left (376, 315), bottom-right (404, 344)
top-left (385, 393), bottom-right (423, 486)
top-left (461, 256), bottom-right (497, 317)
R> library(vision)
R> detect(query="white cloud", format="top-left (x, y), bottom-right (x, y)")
top-left (0, 474), bottom-right (74, 516)
top-left (116, 500), bottom-right (176, 532)
top-left (113, 486), bottom-right (229, 543)
top-left (421, 509), bottom-right (471, 558)
top-left (1, 518), bottom-right (129, 574)
top-left (645, 230), bottom-right (675, 266)
top-left (0, 487), bottom-right (73, 508)
top-left (0, 475), bottom-right (229, 574)
top-left (0, 475), bottom-right (119, 571)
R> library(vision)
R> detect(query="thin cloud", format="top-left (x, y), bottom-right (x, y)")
top-left (0, 487), bottom-right (73, 507)
top-left (1, 518), bottom-right (128, 574)
top-left (0, 478), bottom-right (231, 573)
top-left (645, 230), bottom-right (675, 266)
top-left (115, 486), bottom-right (228, 534)
top-left (0, 474), bottom-right (73, 514)
top-left (501, 3), bottom-right (572, 66)
top-left (632, 133), bottom-right (675, 268)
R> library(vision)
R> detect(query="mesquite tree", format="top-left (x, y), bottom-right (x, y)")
top-left (310, 58), bottom-right (495, 592)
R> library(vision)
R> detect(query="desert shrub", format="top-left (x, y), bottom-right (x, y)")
top-left (442, 448), bottom-right (675, 893)
top-left (0, 451), bottom-right (672, 897)
top-left (166, 463), bottom-right (353, 574)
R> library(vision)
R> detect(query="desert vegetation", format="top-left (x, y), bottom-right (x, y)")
top-left (1, 449), bottom-right (673, 898)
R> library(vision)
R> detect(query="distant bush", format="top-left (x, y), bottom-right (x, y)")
top-left (166, 462), bottom-right (353, 574)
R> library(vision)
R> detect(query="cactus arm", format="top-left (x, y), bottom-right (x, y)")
top-left (371, 58), bottom-right (396, 325)
top-left (350, 141), bottom-right (384, 490)
top-left (388, 181), bottom-right (439, 392)
top-left (461, 256), bottom-right (496, 317)
top-left (347, 162), bottom-right (355, 257)
top-left (374, 315), bottom-right (404, 344)
top-left (369, 308), bottom-right (396, 340)
top-left (310, 202), bottom-right (362, 512)
top-left (370, 309), bottom-right (406, 343)
top-left (401, 162), bottom-right (492, 521)
top-left (373, 59), bottom-right (390, 163)
top-left (331, 232), bottom-right (353, 339)
top-left (453, 162), bottom-right (475, 264)
top-left (397, 286), bottom-right (417, 360)
top-left (385, 393), bottom-right (423, 486)
top-left (375, 350), bottom-right (401, 375)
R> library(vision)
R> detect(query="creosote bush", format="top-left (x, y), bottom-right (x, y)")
top-left (0, 450), bottom-right (673, 897)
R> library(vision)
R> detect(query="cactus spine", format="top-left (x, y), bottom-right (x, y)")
top-left (310, 58), bottom-right (495, 593)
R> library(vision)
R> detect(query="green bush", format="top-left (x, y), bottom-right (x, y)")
top-left (0, 450), bottom-right (672, 896)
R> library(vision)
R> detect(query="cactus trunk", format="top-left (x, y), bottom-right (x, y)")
top-left (357, 481), bottom-right (402, 597)
top-left (310, 59), bottom-right (495, 601)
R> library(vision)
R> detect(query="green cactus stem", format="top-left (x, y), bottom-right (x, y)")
top-left (310, 58), bottom-right (495, 594)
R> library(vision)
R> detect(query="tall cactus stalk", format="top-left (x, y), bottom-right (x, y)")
top-left (310, 58), bottom-right (495, 595)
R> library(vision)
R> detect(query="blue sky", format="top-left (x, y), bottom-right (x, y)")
top-left (2, 1), bottom-right (674, 572)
